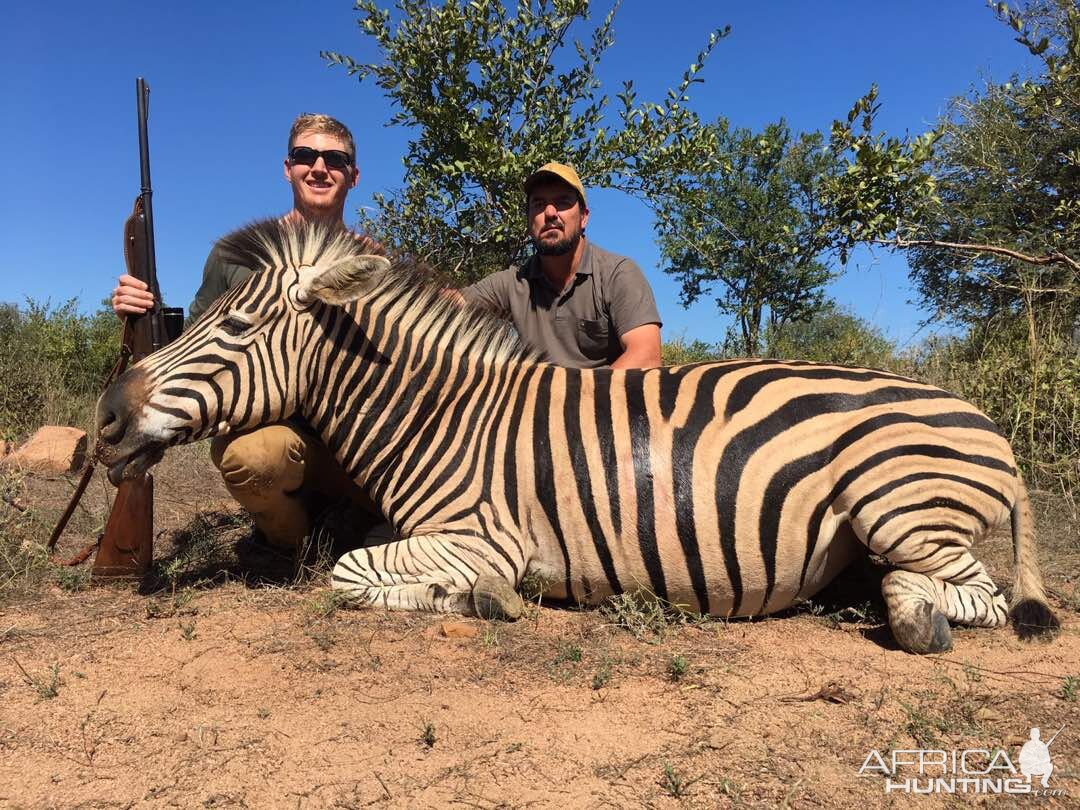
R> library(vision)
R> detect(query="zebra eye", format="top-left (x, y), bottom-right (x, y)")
top-left (220, 316), bottom-right (250, 337)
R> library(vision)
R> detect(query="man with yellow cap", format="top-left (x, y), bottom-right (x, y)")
top-left (461, 162), bottom-right (662, 368)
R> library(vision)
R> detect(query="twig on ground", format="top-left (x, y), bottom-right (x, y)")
top-left (375, 771), bottom-right (392, 799)
top-left (11, 655), bottom-right (35, 685)
top-left (927, 656), bottom-right (1071, 685)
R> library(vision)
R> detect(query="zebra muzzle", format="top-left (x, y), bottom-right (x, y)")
top-left (99, 440), bottom-right (166, 486)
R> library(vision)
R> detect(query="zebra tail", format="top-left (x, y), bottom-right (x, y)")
top-left (1008, 475), bottom-right (1060, 641)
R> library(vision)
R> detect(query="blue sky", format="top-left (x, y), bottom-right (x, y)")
top-left (2, 1), bottom-right (1037, 347)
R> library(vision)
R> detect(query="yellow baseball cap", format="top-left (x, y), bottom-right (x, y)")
top-left (524, 162), bottom-right (586, 206)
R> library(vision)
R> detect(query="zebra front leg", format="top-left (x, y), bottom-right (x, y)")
top-left (330, 534), bottom-right (524, 620)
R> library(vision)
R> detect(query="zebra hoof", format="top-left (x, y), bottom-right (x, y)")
top-left (471, 575), bottom-right (524, 621)
top-left (891, 601), bottom-right (953, 654)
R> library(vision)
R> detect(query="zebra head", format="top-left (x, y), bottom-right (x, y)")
top-left (95, 219), bottom-right (391, 485)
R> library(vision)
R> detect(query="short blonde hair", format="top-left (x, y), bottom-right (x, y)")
top-left (287, 113), bottom-right (356, 160)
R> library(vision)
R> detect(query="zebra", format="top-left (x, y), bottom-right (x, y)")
top-left (95, 218), bottom-right (1060, 654)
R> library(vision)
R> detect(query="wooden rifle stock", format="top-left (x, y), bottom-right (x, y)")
top-left (93, 474), bottom-right (154, 578)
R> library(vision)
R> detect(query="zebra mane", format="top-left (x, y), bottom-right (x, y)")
top-left (216, 218), bottom-right (541, 367)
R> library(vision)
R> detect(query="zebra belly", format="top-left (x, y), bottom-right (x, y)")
top-left (529, 513), bottom-right (863, 617)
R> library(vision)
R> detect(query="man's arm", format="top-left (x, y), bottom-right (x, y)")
top-left (459, 269), bottom-right (513, 318)
top-left (612, 323), bottom-right (662, 369)
top-left (606, 257), bottom-right (663, 368)
top-left (112, 241), bottom-right (230, 321)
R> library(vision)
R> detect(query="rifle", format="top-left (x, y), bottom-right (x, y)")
top-left (47, 77), bottom-right (183, 580)
top-left (1045, 724), bottom-right (1066, 747)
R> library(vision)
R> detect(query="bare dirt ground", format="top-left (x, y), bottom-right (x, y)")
top-left (1, 444), bottom-right (1078, 809)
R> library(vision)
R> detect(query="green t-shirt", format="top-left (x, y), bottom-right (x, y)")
top-left (461, 240), bottom-right (662, 368)
top-left (186, 244), bottom-right (257, 325)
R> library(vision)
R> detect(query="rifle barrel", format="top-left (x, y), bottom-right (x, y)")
top-left (135, 77), bottom-right (163, 352)
top-left (1045, 723), bottom-right (1066, 747)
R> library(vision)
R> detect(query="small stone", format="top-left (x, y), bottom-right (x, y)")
top-left (973, 707), bottom-right (1003, 723)
top-left (5, 426), bottom-right (87, 473)
top-left (439, 621), bottom-right (479, 639)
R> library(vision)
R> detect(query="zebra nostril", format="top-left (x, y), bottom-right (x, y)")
top-left (98, 409), bottom-right (125, 444)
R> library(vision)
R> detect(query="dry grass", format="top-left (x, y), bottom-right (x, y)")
top-left (0, 543), bottom-right (1076, 806)
top-left (0, 466), bottom-right (54, 601)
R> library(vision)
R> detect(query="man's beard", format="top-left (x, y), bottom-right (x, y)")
top-left (533, 228), bottom-right (580, 257)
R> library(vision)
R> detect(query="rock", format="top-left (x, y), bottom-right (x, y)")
top-left (439, 621), bottom-right (479, 640)
top-left (973, 707), bottom-right (1003, 723)
top-left (6, 426), bottom-right (88, 473)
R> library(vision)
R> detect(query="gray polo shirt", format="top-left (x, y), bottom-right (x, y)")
top-left (461, 240), bottom-right (661, 368)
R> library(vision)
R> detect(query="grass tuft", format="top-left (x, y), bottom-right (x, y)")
top-left (1060, 675), bottom-right (1080, 702)
top-left (14, 659), bottom-right (62, 701)
top-left (150, 510), bottom-right (253, 591)
top-left (518, 570), bottom-right (558, 603)
top-left (667, 654), bottom-right (689, 682)
top-left (601, 590), bottom-right (700, 641)
top-left (591, 662), bottom-right (612, 690)
top-left (56, 566), bottom-right (90, 593)
top-left (305, 589), bottom-right (350, 621)
top-left (0, 467), bottom-right (50, 602)
top-left (553, 640), bottom-right (583, 666)
top-left (420, 721), bottom-right (436, 749)
top-left (660, 762), bottom-right (688, 798)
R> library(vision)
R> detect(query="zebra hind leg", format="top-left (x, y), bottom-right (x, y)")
top-left (330, 534), bottom-right (524, 620)
top-left (881, 570), bottom-right (954, 653)
top-left (878, 542), bottom-right (1008, 654)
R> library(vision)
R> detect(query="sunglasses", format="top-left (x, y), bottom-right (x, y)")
top-left (287, 146), bottom-right (354, 171)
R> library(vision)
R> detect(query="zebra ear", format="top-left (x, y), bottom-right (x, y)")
top-left (296, 255), bottom-right (392, 306)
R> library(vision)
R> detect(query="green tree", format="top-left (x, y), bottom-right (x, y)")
top-left (821, 0), bottom-right (1080, 489)
top-left (323, 0), bottom-right (727, 282)
top-left (824, 0), bottom-right (1080, 326)
top-left (653, 120), bottom-right (842, 356)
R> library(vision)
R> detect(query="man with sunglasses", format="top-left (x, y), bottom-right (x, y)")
top-left (111, 114), bottom-right (364, 320)
top-left (110, 113), bottom-right (379, 550)
top-left (460, 162), bottom-right (662, 369)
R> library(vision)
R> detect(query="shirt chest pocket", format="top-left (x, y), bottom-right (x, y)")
top-left (577, 317), bottom-right (611, 357)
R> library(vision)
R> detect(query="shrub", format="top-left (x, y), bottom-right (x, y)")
top-left (765, 302), bottom-right (896, 369)
top-left (664, 303), bottom-right (896, 369)
top-left (896, 313), bottom-right (1080, 493)
top-left (661, 337), bottom-right (725, 366)
top-left (0, 299), bottom-right (120, 441)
